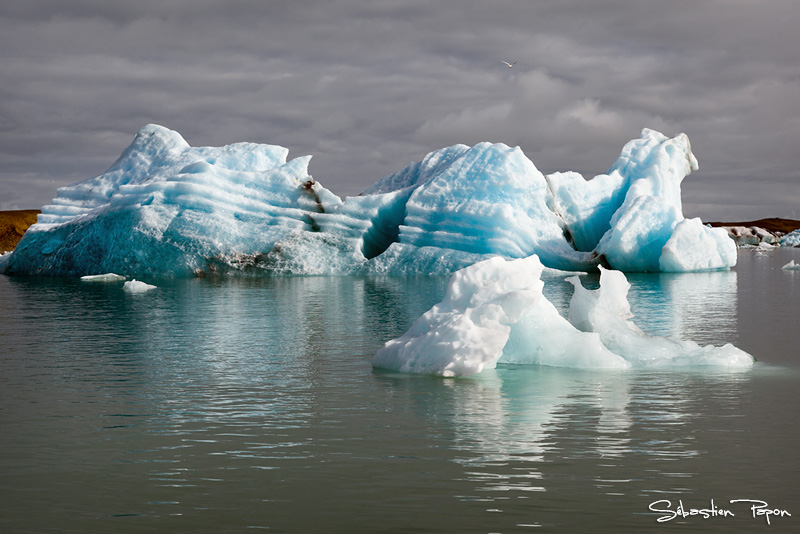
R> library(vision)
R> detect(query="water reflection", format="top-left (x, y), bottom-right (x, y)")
top-left (2, 252), bottom-right (797, 532)
top-left (601, 269), bottom-right (739, 346)
top-left (735, 247), bottom-right (800, 364)
top-left (376, 362), bottom-right (754, 508)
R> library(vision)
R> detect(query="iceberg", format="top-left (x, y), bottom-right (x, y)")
top-left (723, 225), bottom-right (781, 247)
top-left (372, 255), bottom-right (551, 376)
top-left (373, 256), bottom-right (754, 376)
top-left (81, 273), bottom-right (126, 282)
top-left (2, 124), bottom-right (735, 277)
top-left (659, 218), bottom-right (737, 271)
top-left (123, 279), bottom-right (157, 293)
top-left (372, 254), bottom-right (627, 376)
top-left (781, 230), bottom-right (800, 248)
top-left (566, 267), bottom-right (754, 368)
top-left (782, 260), bottom-right (800, 271)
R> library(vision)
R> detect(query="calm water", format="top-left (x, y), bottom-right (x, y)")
top-left (1, 248), bottom-right (798, 533)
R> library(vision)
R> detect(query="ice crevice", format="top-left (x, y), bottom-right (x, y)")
top-left (542, 173), bottom-right (578, 251)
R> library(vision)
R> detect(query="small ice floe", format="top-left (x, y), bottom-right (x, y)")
top-left (782, 260), bottom-right (800, 271)
top-left (752, 241), bottom-right (777, 256)
top-left (80, 273), bottom-right (126, 282)
top-left (123, 279), bottom-right (157, 293)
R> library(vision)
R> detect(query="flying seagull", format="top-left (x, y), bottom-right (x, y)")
top-left (501, 60), bottom-right (517, 68)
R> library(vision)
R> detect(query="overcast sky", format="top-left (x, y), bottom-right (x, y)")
top-left (1, 0), bottom-right (798, 221)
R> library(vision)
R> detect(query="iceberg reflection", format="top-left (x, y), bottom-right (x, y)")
top-left (625, 269), bottom-right (738, 347)
top-left (381, 365), bottom-right (753, 501)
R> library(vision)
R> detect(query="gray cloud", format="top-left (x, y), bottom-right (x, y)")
top-left (1, 0), bottom-right (798, 221)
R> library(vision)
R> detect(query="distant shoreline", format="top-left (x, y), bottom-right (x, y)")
top-left (1, 209), bottom-right (798, 254)
top-left (706, 218), bottom-right (800, 234)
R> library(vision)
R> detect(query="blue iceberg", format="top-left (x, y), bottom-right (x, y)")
top-left (2, 124), bottom-right (735, 277)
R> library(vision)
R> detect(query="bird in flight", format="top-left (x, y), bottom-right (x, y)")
top-left (501, 60), bottom-right (517, 68)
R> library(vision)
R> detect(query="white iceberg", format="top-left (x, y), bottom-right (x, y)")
top-left (782, 260), bottom-right (800, 271)
top-left (372, 255), bottom-right (549, 376)
top-left (373, 255), bottom-right (754, 376)
top-left (2, 124), bottom-right (735, 277)
top-left (80, 273), bottom-right (126, 282)
top-left (123, 279), bottom-right (157, 293)
top-left (659, 218), bottom-right (737, 272)
top-left (566, 267), bottom-right (754, 368)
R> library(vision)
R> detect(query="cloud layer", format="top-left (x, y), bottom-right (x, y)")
top-left (1, 1), bottom-right (798, 220)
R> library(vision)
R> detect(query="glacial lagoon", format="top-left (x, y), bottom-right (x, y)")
top-left (1, 247), bottom-right (798, 532)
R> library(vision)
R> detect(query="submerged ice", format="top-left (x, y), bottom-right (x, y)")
top-left (373, 256), bottom-right (754, 376)
top-left (3, 124), bottom-right (736, 277)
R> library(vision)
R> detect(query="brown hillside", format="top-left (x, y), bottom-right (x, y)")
top-left (0, 210), bottom-right (41, 252)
